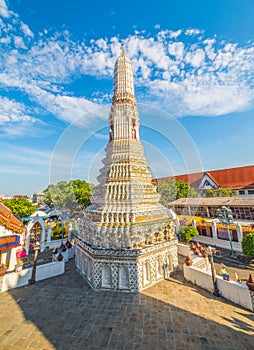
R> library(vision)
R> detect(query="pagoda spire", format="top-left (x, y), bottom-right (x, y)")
top-left (112, 45), bottom-right (136, 105)
top-left (109, 47), bottom-right (139, 142)
top-left (121, 43), bottom-right (125, 56)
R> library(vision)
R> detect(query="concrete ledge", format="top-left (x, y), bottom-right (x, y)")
top-left (177, 243), bottom-right (191, 256)
top-left (183, 258), bottom-right (253, 311)
top-left (217, 276), bottom-right (253, 311)
top-left (1, 260), bottom-right (65, 292)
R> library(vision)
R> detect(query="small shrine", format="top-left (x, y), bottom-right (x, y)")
top-left (0, 202), bottom-right (26, 272)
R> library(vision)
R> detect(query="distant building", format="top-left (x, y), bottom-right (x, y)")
top-left (170, 197), bottom-right (254, 221)
top-left (153, 165), bottom-right (254, 196)
top-left (169, 197), bottom-right (254, 252)
top-left (32, 192), bottom-right (45, 204)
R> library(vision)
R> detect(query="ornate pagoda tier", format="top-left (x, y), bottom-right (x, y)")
top-left (76, 45), bottom-right (178, 292)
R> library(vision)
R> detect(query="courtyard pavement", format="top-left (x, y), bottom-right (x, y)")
top-left (0, 259), bottom-right (253, 350)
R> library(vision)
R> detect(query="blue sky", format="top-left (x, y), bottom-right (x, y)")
top-left (0, 0), bottom-right (254, 196)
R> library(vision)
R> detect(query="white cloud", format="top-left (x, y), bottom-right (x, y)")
top-left (0, 5), bottom-right (253, 127)
top-left (168, 42), bottom-right (184, 59)
top-left (0, 96), bottom-right (36, 124)
top-left (93, 132), bottom-right (108, 140)
top-left (95, 38), bottom-right (107, 50)
top-left (24, 85), bottom-right (102, 125)
top-left (185, 48), bottom-right (205, 67)
top-left (0, 36), bottom-right (10, 43)
top-left (169, 30), bottom-right (182, 39)
top-left (181, 83), bottom-right (251, 116)
top-left (0, 143), bottom-right (51, 166)
top-left (185, 28), bottom-right (204, 36)
top-left (20, 22), bottom-right (34, 37)
top-left (0, 0), bottom-right (9, 18)
top-left (0, 96), bottom-right (49, 137)
top-left (13, 35), bottom-right (26, 49)
top-left (203, 38), bottom-right (216, 60)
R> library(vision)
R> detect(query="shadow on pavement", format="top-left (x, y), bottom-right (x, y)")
top-left (1, 259), bottom-right (254, 350)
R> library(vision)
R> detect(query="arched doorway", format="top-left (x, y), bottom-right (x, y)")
top-left (26, 216), bottom-right (46, 254)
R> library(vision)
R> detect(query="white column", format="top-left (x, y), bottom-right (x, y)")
top-left (212, 220), bottom-right (217, 239)
top-left (47, 226), bottom-right (52, 242)
top-left (236, 222), bottom-right (243, 243)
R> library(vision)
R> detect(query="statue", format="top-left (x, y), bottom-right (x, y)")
top-left (219, 264), bottom-right (230, 280)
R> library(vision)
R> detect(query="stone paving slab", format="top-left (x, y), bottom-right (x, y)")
top-left (0, 260), bottom-right (253, 350)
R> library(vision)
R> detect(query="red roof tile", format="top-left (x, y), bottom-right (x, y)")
top-left (153, 165), bottom-right (254, 190)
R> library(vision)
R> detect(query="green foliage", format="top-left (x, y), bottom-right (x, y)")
top-left (51, 224), bottom-right (68, 240)
top-left (3, 198), bottom-right (36, 217)
top-left (180, 226), bottom-right (199, 242)
top-left (157, 179), bottom-right (197, 206)
top-left (242, 232), bottom-right (254, 256)
top-left (204, 187), bottom-right (238, 197)
top-left (43, 180), bottom-right (93, 210)
top-left (70, 180), bottom-right (94, 208)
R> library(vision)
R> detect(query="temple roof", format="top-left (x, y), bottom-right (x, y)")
top-left (153, 165), bottom-right (254, 190)
top-left (0, 202), bottom-right (25, 233)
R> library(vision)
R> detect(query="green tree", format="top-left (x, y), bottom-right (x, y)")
top-left (204, 187), bottom-right (238, 197)
top-left (43, 180), bottom-right (93, 210)
top-left (157, 179), bottom-right (197, 206)
top-left (242, 232), bottom-right (254, 256)
top-left (180, 226), bottom-right (199, 242)
top-left (3, 198), bottom-right (36, 217)
top-left (70, 179), bottom-right (94, 209)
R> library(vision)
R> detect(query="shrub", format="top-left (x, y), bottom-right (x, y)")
top-left (180, 226), bottom-right (199, 242)
top-left (51, 224), bottom-right (68, 240)
top-left (242, 232), bottom-right (254, 256)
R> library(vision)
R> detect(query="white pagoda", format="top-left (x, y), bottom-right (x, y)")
top-left (75, 45), bottom-right (178, 292)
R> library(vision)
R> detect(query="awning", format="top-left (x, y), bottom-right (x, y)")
top-left (0, 235), bottom-right (21, 250)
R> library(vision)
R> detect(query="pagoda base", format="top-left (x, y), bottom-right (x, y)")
top-left (75, 236), bottom-right (178, 292)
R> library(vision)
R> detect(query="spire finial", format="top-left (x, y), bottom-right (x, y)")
top-left (121, 43), bottom-right (125, 56)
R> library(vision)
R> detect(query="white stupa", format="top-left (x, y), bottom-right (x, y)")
top-left (75, 45), bottom-right (178, 292)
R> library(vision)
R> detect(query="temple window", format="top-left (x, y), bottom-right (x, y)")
top-left (144, 261), bottom-right (151, 285)
top-left (101, 265), bottom-right (112, 288)
top-left (157, 257), bottom-right (163, 278)
top-left (119, 265), bottom-right (129, 289)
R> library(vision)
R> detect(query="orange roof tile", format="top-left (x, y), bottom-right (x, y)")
top-left (0, 202), bottom-right (25, 234)
top-left (206, 165), bottom-right (254, 189)
top-left (153, 165), bottom-right (254, 190)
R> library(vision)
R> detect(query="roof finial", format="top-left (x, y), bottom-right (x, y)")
top-left (121, 43), bottom-right (125, 56)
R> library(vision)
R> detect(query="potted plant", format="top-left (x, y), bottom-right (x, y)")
top-left (185, 255), bottom-right (193, 266)
top-left (246, 274), bottom-right (254, 292)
